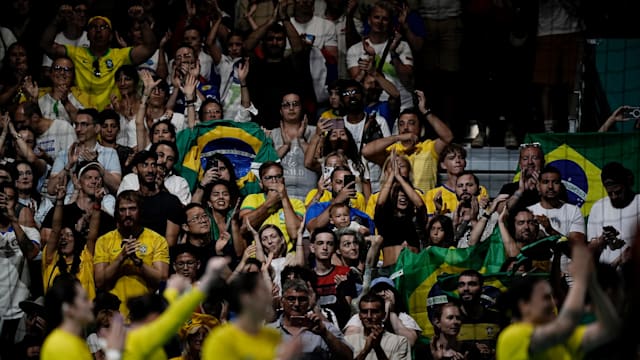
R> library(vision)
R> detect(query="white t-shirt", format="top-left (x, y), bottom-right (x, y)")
top-left (289, 16), bottom-right (338, 51)
top-left (137, 49), bottom-right (168, 75)
top-left (38, 92), bottom-right (84, 124)
top-left (0, 226), bottom-right (40, 320)
top-left (117, 172), bottom-right (192, 206)
top-left (323, 14), bottom-right (363, 79)
top-left (344, 113), bottom-right (390, 193)
top-left (36, 120), bottom-right (77, 162)
top-left (587, 194), bottom-right (640, 264)
top-left (528, 202), bottom-right (585, 278)
top-left (537, 0), bottom-right (583, 36)
top-left (0, 27), bottom-right (17, 72)
top-left (347, 40), bottom-right (414, 109)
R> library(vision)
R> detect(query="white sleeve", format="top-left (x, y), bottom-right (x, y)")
top-left (397, 41), bottom-right (413, 65)
top-left (586, 201), bottom-right (602, 240)
top-left (568, 205), bottom-right (585, 235)
top-left (346, 43), bottom-right (364, 69)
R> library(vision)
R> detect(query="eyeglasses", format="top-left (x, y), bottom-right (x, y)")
top-left (519, 142), bottom-right (541, 149)
top-left (281, 101), bottom-right (301, 109)
top-left (175, 260), bottom-right (197, 268)
top-left (284, 295), bottom-right (309, 304)
top-left (342, 89), bottom-right (361, 97)
top-left (187, 213), bottom-right (209, 224)
top-left (92, 59), bottom-right (101, 77)
top-left (53, 65), bottom-right (73, 73)
top-left (18, 170), bottom-right (32, 177)
top-left (262, 174), bottom-right (283, 182)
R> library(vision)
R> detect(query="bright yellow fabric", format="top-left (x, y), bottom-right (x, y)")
top-left (424, 185), bottom-right (489, 216)
top-left (93, 228), bottom-right (169, 318)
top-left (496, 323), bottom-right (587, 360)
top-left (386, 139), bottom-right (438, 193)
top-left (41, 328), bottom-right (93, 360)
top-left (42, 245), bottom-right (96, 301)
top-left (240, 193), bottom-right (305, 251)
top-left (123, 288), bottom-right (206, 360)
top-left (202, 323), bottom-right (281, 360)
top-left (303, 189), bottom-right (366, 212)
top-left (65, 45), bottom-right (132, 110)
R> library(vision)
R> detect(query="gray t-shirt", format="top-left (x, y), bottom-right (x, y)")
top-left (270, 126), bottom-right (319, 201)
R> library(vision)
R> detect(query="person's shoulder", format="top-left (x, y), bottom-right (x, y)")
top-left (141, 227), bottom-right (166, 241)
top-left (334, 265), bottom-right (351, 275)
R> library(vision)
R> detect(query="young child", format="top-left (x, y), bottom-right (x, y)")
top-left (424, 215), bottom-right (456, 249)
top-left (328, 203), bottom-right (370, 236)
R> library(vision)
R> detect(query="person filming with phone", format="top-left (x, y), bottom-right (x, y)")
top-left (268, 277), bottom-right (353, 360)
top-left (587, 162), bottom-right (640, 268)
top-left (306, 166), bottom-right (375, 235)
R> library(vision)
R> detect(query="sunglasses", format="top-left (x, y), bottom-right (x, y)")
top-left (92, 59), bottom-right (101, 77)
top-left (52, 65), bottom-right (73, 73)
top-left (281, 101), bottom-right (301, 108)
top-left (342, 89), bottom-right (361, 97)
top-left (519, 142), bottom-right (541, 149)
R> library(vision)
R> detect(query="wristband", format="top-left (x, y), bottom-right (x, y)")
top-left (482, 212), bottom-right (492, 220)
top-left (185, 98), bottom-right (196, 105)
top-left (197, 183), bottom-right (206, 190)
top-left (422, 108), bottom-right (432, 117)
top-left (105, 349), bottom-right (122, 360)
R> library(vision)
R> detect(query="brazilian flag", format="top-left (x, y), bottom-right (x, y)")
top-left (394, 227), bottom-right (507, 338)
top-left (175, 119), bottom-right (279, 192)
top-left (522, 132), bottom-right (640, 217)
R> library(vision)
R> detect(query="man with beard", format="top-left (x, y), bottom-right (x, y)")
top-left (456, 270), bottom-right (502, 359)
top-left (118, 140), bottom-right (191, 206)
top-left (339, 79), bottom-right (390, 192)
top-left (527, 166), bottom-right (585, 281)
top-left (93, 190), bottom-right (169, 318)
top-left (345, 292), bottom-right (411, 360)
top-left (245, 11), bottom-right (314, 129)
top-left (498, 208), bottom-right (552, 272)
top-left (129, 150), bottom-right (184, 247)
top-left (362, 90), bottom-right (453, 193)
top-left (588, 162), bottom-right (640, 267)
top-left (452, 171), bottom-right (482, 248)
top-left (499, 143), bottom-right (545, 210)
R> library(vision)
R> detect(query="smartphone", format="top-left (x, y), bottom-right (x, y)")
top-left (323, 166), bottom-right (334, 181)
top-left (304, 33), bottom-right (316, 45)
top-left (331, 118), bottom-right (344, 130)
top-left (290, 315), bottom-right (314, 328)
top-left (343, 174), bottom-right (356, 189)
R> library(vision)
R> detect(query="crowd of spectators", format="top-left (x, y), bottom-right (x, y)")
top-left (0, 0), bottom-right (637, 359)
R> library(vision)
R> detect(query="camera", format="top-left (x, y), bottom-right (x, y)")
top-left (623, 106), bottom-right (640, 119)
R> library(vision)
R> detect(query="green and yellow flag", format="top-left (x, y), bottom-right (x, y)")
top-left (175, 119), bottom-right (279, 193)
top-left (522, 132), bottom-right (640, 217)
top-left (394, 227), bottom-right (507, 338)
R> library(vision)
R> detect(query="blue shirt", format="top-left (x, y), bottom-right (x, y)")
top-left (305, 201), bottom-right (375, 234)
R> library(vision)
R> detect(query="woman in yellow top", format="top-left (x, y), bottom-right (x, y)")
top-left (496, 243), bottom-right (620, 360)
top-left (41, 274), bottom-right (125, 360)
top-left (42, 180), bottom-right (102, 300)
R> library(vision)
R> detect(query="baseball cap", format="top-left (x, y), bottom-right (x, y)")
top-left (370, 277), bottom-right (395, 289)
top-left (76, 161), bottom-right (104, 178)
top-left (19, 296), bottom-right (46, 317)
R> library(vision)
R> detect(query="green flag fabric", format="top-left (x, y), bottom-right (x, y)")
top-left (522, 132), bottom-right (640, 217)
top-left (394, 227), bottom-right (507, 338)
top-left (175, 119), bottom-right (279, 192)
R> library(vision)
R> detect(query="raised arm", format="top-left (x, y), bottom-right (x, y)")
top-left (136, 70), bottom-right (161, 149)
top-left (498, 206), bottom-right (520, 258)
top-left (45, 181), bottom-right (67, 265)
top-left (580, 268), bottom-right (622, 352)
top-left (528, 243), bottom-right (591, 355)
top-left (416, 90), bottom-right (453, 154)
top-left (130, 15), bottom-right (158, 65)
top-left (40, 7), bottom-right (67, 59)
top-left (469, 195), bottom-right (508, 246)
top-left (205, 17), bottom-right (224, 65)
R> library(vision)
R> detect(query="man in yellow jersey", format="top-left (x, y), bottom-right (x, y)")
top-left (497, 243), bottom-right (620, 360)
top-left (424, 143), bottom-right (488, 217)
top-left (41, 12), bottom-right (157, 110)
top-left (240, 161), bottom-right (305, 252)
top-left (361, 90), bottom-right (453, 193)
top-left (94, 190), bottom-right (169, 318)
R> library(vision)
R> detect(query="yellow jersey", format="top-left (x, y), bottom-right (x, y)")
top-left (497, 322), bottom-right (586, 360)
top-left (202, 323), bottom-right (281, 360)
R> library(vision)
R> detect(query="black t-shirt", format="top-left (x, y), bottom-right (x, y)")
top-left (140, 191), bottom-right (185, 237)
top-left (42, 203), bottom-right (116, 237)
